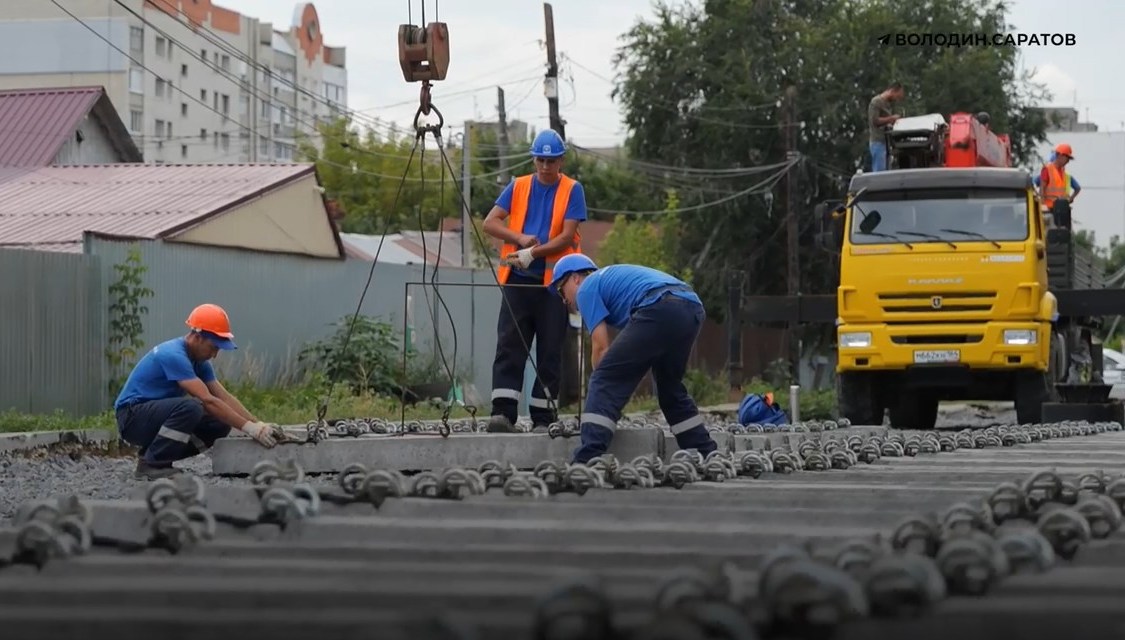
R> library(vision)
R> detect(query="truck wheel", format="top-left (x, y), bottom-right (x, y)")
top-left (1014, 371), bottom-right (1053, 424)
top-left (837, 372), bottom-right (882, 425)
top-left (889, 392), bottom-right (938, 430)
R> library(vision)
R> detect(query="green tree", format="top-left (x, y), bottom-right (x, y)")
top-left (598, 191), bottom-right (693, 282)
top-left (298, 118), bottom-right (461, 234)
top-left (612, 0), bottom-right (1052, 321)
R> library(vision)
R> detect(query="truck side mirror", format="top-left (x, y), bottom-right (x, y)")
top-left (815, 200), bottom-right (845, 251)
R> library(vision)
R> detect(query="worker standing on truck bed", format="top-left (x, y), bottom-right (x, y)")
top-left (482, 129), bottom-right (587, 433)
top-left (548, 254), bottom-right (720, 464)
top-left (1035, 143), bottom-right (1081, 228)
top-left (868, 82), bottom-right (905, 172)
top-left (114, 303), bottom-right (281, 480)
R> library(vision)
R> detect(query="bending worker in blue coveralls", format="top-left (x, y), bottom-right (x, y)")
top-left (548, 254), bottom-right (720, 463)
top-left (482, 129), bottom-right (586, 433)
top-left (114, 303), bottom-right (282, 480)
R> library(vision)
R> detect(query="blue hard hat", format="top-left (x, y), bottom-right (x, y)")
top-left (530, 129), bottom-right (567, 158)
top-left (549, 253), bottom-right (597, 295)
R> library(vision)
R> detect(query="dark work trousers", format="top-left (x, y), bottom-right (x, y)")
top-left (491, 271), bottom-right (569, 425)
top-left (572, 294), bottom-right (718, 464)
top-left (116, 397), bottom-right (232, 467)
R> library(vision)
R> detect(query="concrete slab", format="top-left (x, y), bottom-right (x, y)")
top-left (210, 428), bottom-right (665, 475)
top-left (0, 429), bottom-right (115, 453)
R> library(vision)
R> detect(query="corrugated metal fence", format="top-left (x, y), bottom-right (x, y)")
top-left (0, 248), bottom-right (105, 415)
top-left (1, 238), bottom-right (826, 419)
top-left (1, 239), bottom-right (505, 417)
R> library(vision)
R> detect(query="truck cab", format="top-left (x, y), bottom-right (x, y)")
top-left (830, 167), bottom-right (1060, 428)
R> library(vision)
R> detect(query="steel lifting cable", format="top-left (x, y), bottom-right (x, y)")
top-left (317, 0), bottom-right (559, 434)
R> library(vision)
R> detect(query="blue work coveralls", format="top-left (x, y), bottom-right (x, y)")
top-left (571, 265), bottom-right (718, 463)
top-left (114, 337), bottom-right (232, 467)
top-left (490, 175), bottom-right (588, 426)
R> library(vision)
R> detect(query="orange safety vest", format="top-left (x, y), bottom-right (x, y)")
top-left (1042, 163), bottom-right (1070, 209)
top-left (497, 174), bottom-right (582, 285)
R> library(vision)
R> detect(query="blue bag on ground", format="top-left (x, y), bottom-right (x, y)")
top-left (737, 392), bottom-right (789, 426)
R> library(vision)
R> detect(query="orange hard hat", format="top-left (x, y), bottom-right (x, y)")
top-left (185, 303), bottom-right (237, 349)
top-left (1055, 143), bottom-right (1074, 159)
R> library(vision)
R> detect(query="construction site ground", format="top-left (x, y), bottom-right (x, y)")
top-left (2, 400), bottom-right (1124, 640)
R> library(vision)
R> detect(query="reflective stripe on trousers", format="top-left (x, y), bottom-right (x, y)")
top-left (571, 296), bottom-right (718, 464)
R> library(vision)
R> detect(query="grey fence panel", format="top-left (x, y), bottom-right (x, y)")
top-left (0, 248), bottom-right (104, 416)
top-left (87, 239), bottom-right (502, 401)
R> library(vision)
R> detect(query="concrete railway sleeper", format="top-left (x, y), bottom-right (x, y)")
top-left (1, 423), bottom-right (1124, 639)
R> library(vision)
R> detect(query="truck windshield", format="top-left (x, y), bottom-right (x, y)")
top-left (850, 188), bottom-right (1028, 246)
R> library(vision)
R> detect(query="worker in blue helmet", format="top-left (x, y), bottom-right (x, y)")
top-left (481, 128), bottom-right (588, 433)
top-left (549, 253), bottom-right (719, 463)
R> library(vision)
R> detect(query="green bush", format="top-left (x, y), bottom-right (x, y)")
top-left (298, 315), bottom-right (405, 395)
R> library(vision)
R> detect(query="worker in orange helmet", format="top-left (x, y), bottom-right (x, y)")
top-left (1035, 143), bottom-right (1081, 228)
top-left (114, 303), bottom-right (281, 480)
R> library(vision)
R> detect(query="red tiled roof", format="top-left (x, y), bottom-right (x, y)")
top-left (0, 86), bottom-right (132, 166)
top-left (0, 163), bottom-right (319, 251)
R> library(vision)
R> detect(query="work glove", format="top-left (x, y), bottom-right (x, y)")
top-left (507, 247), bottom-right (535, 269)
top-left (241, 421), bottom-right (278, 448)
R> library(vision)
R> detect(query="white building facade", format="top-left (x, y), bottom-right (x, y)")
top-left (0, 0), bottom-right (347, 164)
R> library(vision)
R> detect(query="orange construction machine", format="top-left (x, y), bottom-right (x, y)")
top-left (886, 112), bottom-right (1011, 169)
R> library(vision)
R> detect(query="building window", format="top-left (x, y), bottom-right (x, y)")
top-left (129, 26), bottom-right (143, 52)
top-left (181, 144), bottom-right (188, 159)
top-left (166, 121), bottom-right (172, 138)
top-left (220, 54), bottom-right (230, 71)
top-left (200, 128), bottom-right (207, 141)
top-left (129, 68), bottom-right (144, 94)
top-left (181, 103), bottom-right (188, 116)
top-left (201, 49), bottom-right (207, 63)
top-left (221, 133), bottom-right (230, 151)
top-left (155, 78), bottom-right (166, 97)
top-left (213, 132), bottom-right (219, 149)
top-left (155, 36), bottom-right (167, 58)
top-left (181, 64), bottom-right (188, 77)
top-left (200, 89), bottom-right (207, 101)
top-left (129, 110), bottom-right (142, 133)
top-left (155, 119), bottom-right (165, 138)
top-left (221, 94), bottom-right (230, 116)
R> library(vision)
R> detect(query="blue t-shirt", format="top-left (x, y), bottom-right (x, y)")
top-left (575, 264), bottom-right (702, 333)
top-left (496, 176), bottom-right (587, 277)
top-left (114, 337), bottom-right (217, 410)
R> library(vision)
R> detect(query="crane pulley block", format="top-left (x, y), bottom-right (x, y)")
top-left (398, 22), bottom-right (450, 83)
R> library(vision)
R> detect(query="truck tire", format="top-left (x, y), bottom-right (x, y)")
top-left (1014, 330), bottom-right (1063, 424)
top-left (837, 372), bottom-right (883, 425)
top-left (888, 392), bottom-right (939, 430)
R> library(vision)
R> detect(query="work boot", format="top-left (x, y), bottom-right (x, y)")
top-left (486, 415), bottom-right (521, 433)
top-left (134, 460), bottom-right (180, 481)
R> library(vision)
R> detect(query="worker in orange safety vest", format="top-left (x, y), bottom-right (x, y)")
top-left (481, 129), bottom-right (587, 433)
top-left (1035, 143), bottom-right (1081, 228)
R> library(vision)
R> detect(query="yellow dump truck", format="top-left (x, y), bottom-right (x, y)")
top-left (741, 167), bottom-right (1116, 428)
top-left (829, 167), bottom-right (1067, 427)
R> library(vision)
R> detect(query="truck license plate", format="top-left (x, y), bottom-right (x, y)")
top-left (913, 349), bottom-right (960, 364)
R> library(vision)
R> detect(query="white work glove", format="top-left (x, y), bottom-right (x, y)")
top-left (241, 421), bottom-right (278, 448)
top-left (507, 247), bottom-right (535, 269)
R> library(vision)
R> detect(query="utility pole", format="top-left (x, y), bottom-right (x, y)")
top-left (783, 85), bottom-right (801, 384)
top-left (461, 121), bottom-right (473, 268)
top-left (543, 2), bottom-right (578, 407)
top-left (497, 86), bottom-right (510, 183)
top-left (543, 3), bottom-right (565, 137)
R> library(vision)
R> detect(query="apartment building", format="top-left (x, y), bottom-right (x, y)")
top-left (0, 0), bottom-right (347, 164)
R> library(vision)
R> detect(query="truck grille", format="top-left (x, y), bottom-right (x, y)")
top-left (878, 291), bottom-right (996, 314)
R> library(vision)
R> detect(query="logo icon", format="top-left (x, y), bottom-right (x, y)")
top-left (931, 296), bottom-right (943, 309)
top-left (544, 145), bottom-right (552, 153)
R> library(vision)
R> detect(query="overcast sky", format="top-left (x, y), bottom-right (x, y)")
top-left (219, 0), bottom-right (1125, 146)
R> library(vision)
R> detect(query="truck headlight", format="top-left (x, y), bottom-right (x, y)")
top-left (1003, 329), bottom-right (1037, 345)
top-left (840, 332), bottom-right (872, 348)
